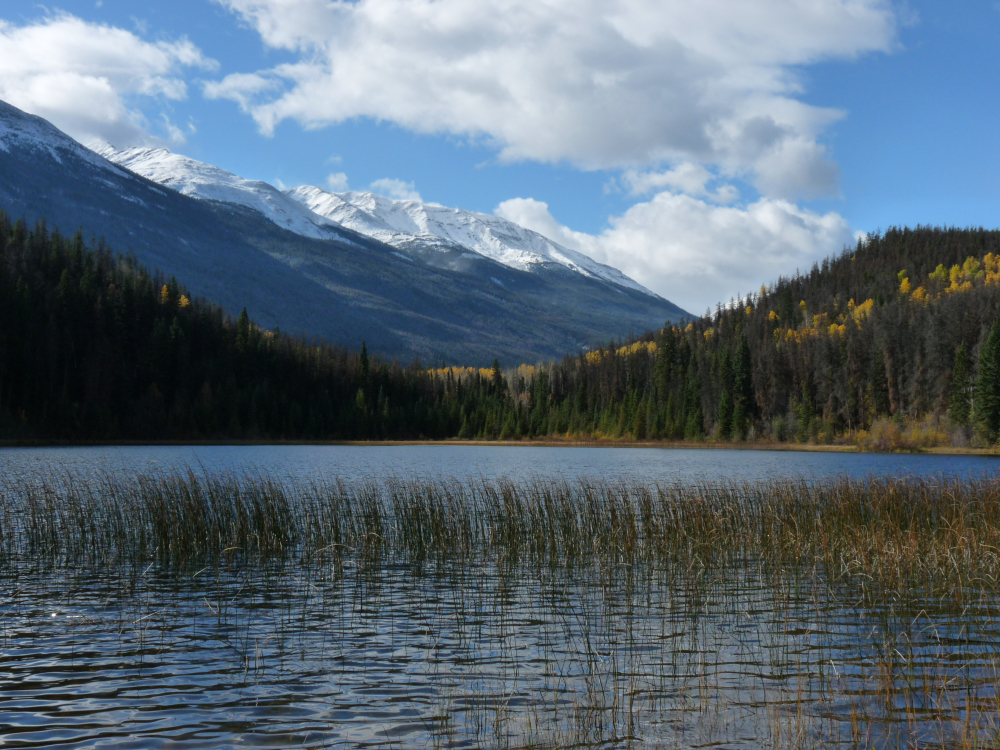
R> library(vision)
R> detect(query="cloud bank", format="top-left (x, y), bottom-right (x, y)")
top-left (0, 13), bottom-right (215, 145)
top-left (370, 178), bottom-right (421, 202)
top-left (210, 0), bottom-right (895, 199)
top-left (496, 196), bottom-right (854, 314)
top-left (209, 0), bottom-right (894, 310)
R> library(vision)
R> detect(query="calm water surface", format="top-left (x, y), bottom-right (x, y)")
top-left (2, 443), bottom-right (999, 484)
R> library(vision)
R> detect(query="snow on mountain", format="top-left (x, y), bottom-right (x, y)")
top-left (287, 186), bottom-right (657, 297)
top-left (89, 143), bottom-right (349, 242)
top-left (84, 140), bottom-right (655, 297)
top-left (0, 101), bottom-right (125, 176)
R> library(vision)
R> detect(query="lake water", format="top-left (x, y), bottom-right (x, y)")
top-left (2, 443), bottom-right (999, 485)
top-left (2, 446), bottom-right (999, 749)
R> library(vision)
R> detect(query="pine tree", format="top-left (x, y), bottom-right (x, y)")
top-left (949, 344), bottom-right (972, 426)
top-left (717, 388), bottom-right (733, 440)
top-left (975, 324), bottom-right (1000, 441)
top-left (731, 334), bottom-right (753, 439)
top-left (359, 341), bottom-right (370, 381)
top-left (235, 308), bottom-right (250, 352)
top-left (796, 382), bottom-right (814, 443)
top-left (491, 358), bottom-right (506, 394)
top-left (716, 348), bottom-right (733, 440)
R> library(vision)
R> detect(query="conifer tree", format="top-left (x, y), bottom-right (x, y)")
top-left (359, 341), bottom-right (370, 381)
top-left (731, 334), bottom-right (753, 439)
top-left (235, 308), bottom-right (250, 352)
top-left (949, 344), bottom-right (972, 426)
top-left (717, 388), bottom-right (733, 440)
top-left (491, 358), bottom-right (506, 394)
top-left (716, 348), bottom-right (733, 439)
top-left (975, 324), bottom-right (1000, 441)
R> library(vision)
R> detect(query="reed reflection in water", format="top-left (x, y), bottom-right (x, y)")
top-left (2, 472), bottom-right (999, 748)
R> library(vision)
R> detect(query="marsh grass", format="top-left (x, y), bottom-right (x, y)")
top-left (3, 471), bottom-right (1000, 748)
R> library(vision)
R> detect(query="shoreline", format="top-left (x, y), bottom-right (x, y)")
top-left (1, 437), bottom-right (999, 456)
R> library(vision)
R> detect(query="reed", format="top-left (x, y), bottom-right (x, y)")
top-left (4, 471), bottom-right (1000, 748)
top-left (6, 472), bottom-right (1000, 587)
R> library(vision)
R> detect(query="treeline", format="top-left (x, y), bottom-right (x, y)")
top-left (0, 212), bottom-right (509, 440)
top-left (6, 213), bottom-right (1000, 446)
top-left (488, 227), bottom-right (1000, 446)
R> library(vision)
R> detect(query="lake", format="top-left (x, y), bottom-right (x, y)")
top-left (2, 446), bottom-right (999, 749)
top-left (2, 443), bottom-right (999, 485)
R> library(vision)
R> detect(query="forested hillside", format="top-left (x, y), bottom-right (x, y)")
top-left (486, 226), bottom-right (1000, 448)
top-left (0, 212), bottom-right (483, 440)
top-left (4, 214), bottom-right (1000, 447)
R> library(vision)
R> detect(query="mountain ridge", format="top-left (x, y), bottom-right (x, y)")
top-left (92, 142), bottom-right (657, 297)
top-left (286, 185), bottom-right (655, 296)
top-left (0, 99), bottom-right (687, 365)
top-left (88, 142), bottom-right (356, 243)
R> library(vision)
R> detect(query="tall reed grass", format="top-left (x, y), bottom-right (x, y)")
top-left (5, 472), bottom-right (1000, 595)
top-left (4, 471), bottom-right (1000, 748)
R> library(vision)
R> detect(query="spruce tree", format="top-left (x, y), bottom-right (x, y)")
top-left (716, 348), bottom-right (733, 439)
top-left (491, 358), bottom-right (506, 394)
top-left (235, 308), bottom-right (250, 352)
top-left (975, 324), bottom-right (1000, 441)
top-left (949, 344), bottom-right (971, 426)
top-left (731, 334), bottom-right (753, 439)
top-left (359, 341), bottom-right (370, 381)
top-left (717, 388), bottom-right (733, 440)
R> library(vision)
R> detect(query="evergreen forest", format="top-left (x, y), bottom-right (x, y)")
top-left (4, 210), bottom-right (1000, 448)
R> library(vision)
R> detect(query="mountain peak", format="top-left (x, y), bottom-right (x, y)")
top-left (85, 135), bottom-right (659, 298)
top-left (288, 184), bottom-right (659, 297)
top-left (91, 143), bottom-right (348, 242)
top-left (0, 101), bottom-right (120, 176)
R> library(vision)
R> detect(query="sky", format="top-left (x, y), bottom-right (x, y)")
top-left (0, 0), bottom-right (997, 314)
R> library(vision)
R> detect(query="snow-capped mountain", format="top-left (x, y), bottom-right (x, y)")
top-left (286, 186), bottom-right (654, 296)
top-left (90, 143), bottom-right (349, 242)
top-left (1, 103), bottom-right (127, 178)
top-left (91, 142), bottom-right (655, 297)
top-left (0, 98), bottom-right (687, 364)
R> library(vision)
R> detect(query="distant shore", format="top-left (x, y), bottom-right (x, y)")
top-left (3, 437), bottom-right (1000, 456)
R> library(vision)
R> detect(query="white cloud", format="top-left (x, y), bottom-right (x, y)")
top-left (370, 178), bottom-right (421, 202)
top-left (209, 0), bottom-right (896, 199)
top-left (0, 13), bottom-right (216, 145)
top-left (159, 114), bottom-right (186, 145)
top-left (327, 171), bottom-right (349, 191)
top-left (494, 198), bottom-right (590, 252)
top-left (496, 194), bottom-right (853, 313)
top-left (620, 163), bottom-right (739, 204)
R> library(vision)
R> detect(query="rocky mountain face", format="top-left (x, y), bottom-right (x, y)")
top-left (0, 100), bottom-right (687, 364)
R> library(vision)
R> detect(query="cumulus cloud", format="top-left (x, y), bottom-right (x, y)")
top-left (209, 0), bottom-right (895, 199)
top-left (370, 178), bottom-right (421, 202)
top-left (0, 13), bottom-right (216, 145)
top-left (496, 194), bottom-right (853, 313)
top-left (620, 163), bottom-right (739, 204)
top-left (326, 171), bottom-right (349, 191)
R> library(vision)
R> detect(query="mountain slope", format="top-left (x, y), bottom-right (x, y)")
top-left (0, 100), bottom-right (687, 364)
top-left (94, 143), bottom-right (658, 298)
top-left (88, 143), bottom-right (351, 242)
top-left (286, 186), bottom-right (653, 295)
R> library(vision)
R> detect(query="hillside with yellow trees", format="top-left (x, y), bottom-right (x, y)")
top-left (427, 227), bottom-right (1000, 448)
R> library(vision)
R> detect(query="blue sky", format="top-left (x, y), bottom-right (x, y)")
top-left (0, 0), bottom-right (996, 312)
